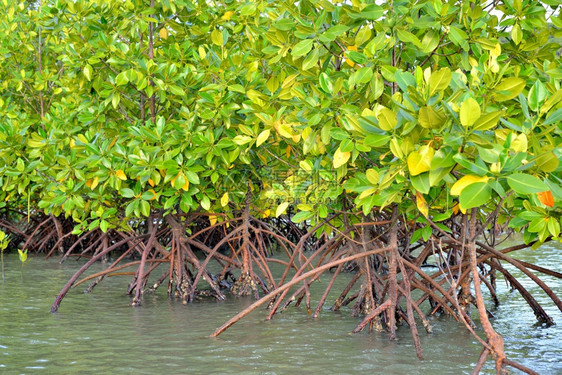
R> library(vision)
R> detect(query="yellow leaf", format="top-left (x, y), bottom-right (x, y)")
top-left (70, 139), bottom-right (75, 148)
top-left (181, 177), bottom-right (190, 191)
top-left (77, 134), bottom-right (89, 144)
top-left (510, 133), bottom-right (527, 153)
top-left (211, 29), bottom-right (223, 46)
top-left (333, 147), bottom-right (351, 168)
top-left (90, 176), bottom-right (99, 190)
top-left (416, 191), bottom-right (429, 218)
top-left (276, 202), bottom-right (289, 217)
top-left (490, 43), bottom-right (501, 58)
top-left (83, 64), bottom-right (92, 81)
top-left (256, 129), bottom-right (270, 146)
top-left (18, 249), bottom-right (28, 263)
top-left (376, 107), bottom-right (397, 131)
top-left (345, 46), bottom-right (357, 67)
top-left (148, 178), bottom-right (155, 187)
top-left (407, 145), bottom-right (434, 176)
top-left (299, 160), bottom-right (313, 172)
top-left (452, 201), bottom-right (466, 215)
top-left (221, 10), bottom-right (235, 20)
top-left (198, 46), bottom-right (206, 59)
top-left (277, 123), bottom-right (293, 138)
top-left (460, 97), bottom-right (481, 127)
top-left (220, 193), bottom-right (229, 207)
top-left (148, 189), bottom-right (157, 200)
top-left (159, 27), bottom-right (168, 39)
top-left (209, 214), bottom-right (217, 226)
top-left (359, 187), bottom-right (377, 200)
top-left (390, 138), bottom-right (403, 159)
top-left (115, 170), bottom-right (127, 181)
top-left (428, 68), bottom-right (452, 96)
top-left (451, 175), bottom-right (489, 196)
top-left (366, 168), bottom-right (379, 185)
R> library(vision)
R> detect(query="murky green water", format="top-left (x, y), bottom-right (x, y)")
top-left (0, 241), bottom-right (560, 374)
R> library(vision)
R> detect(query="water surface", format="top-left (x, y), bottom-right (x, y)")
top-left (0, 241), bottom-right (560, 374)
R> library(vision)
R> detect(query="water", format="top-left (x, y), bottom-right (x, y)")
top-left (0, 241), bottom-right (560, 374)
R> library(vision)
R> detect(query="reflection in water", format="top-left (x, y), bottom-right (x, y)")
top-left (0, 241), bottom-right (560, 374)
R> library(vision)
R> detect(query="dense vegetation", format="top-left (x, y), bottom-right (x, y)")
top-left (0, 0), bottom-right (560, 373)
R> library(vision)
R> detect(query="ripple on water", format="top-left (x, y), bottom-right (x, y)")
top-left (0, 250), bottom-right (560, 374)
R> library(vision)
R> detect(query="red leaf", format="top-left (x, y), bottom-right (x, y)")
top-left (537, 190), bottom-right (554, 207)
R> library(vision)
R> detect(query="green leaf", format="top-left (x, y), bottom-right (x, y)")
top-left (201, 196), bottom-right (211, 210)
top-left (448, 26), bottom-right (469, 50)
top-left (120, 188), bottom-right (135, 198)
top-left (211, 29), bottom-right (223, 46)
top-left (115, 72), bottom-right (129, 86)
top-left (396, 29), bottom-right (421, 47)
top-left (431, 148), bottom-right (455, 169)
top-left (363, 134), bottom-right (390, 147)
top-left (319, 72), bottom-right (333, 94)
top-left (376, 108), bottom-right (397, 131)
top-left (184, 171), bottom-right (200, 184)
top-left (460, 182), bottom-right (491, 209)
top-left (320, 25), bottom-right (349, 42)
top-left (141, 191), bottom-right (156, 200)
top-left (347, 51), bottom-right (368, 65)
top-left (360, 4), bottom-right (383, 19)
top-left (506, 174), bottom-right (549, 194)
top-left (473, 111), bottom-right (502, 131)
top-left (302, 48), bottom-right (319, 70)
top-left (494, 78), bottom-right (526, 102)
top-left (355, 27), bottom-right (372, 46)
top-left (535, 151), bottom-right (559, 173)
top-left (421, 30), bottom-right (439, 54)
top-left (395, 70), bottom-right (416, 91)
top-left (460, 98), bottom-right (481, 127)
top-left (100, 220), bottom-right (109, 233)
top-left (140, 200), bottom-right (151, 217)
top-left (543, 108), bottom-right (562, 125)
top-left (418, 106), bottom-right (443, 129)
top-left (83, 64), bottom-right (93, 81)
top-left (429, 166), bottom-right (451, 186)
top-left (292, 211), bottom-right (313, 223)
top-left (527, 80), bottom-right (547, 112)
top-left (527, 217), bottom-right (546, 233)
top-left (411, 172), bottom-right (430, 194)
top-left (353, 67), bottom-right (373, 84)
top-left (428, 68), bottom-right (451, 96)
top-left (547, 218), bottom-right (560, 238)
top-left (511, 23), bottom-right (522, 45)
top-left (292, 39), bottom-right (314, 57)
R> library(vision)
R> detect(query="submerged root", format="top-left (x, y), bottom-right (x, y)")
top-left (231, 272), bottom-right (259, 298)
